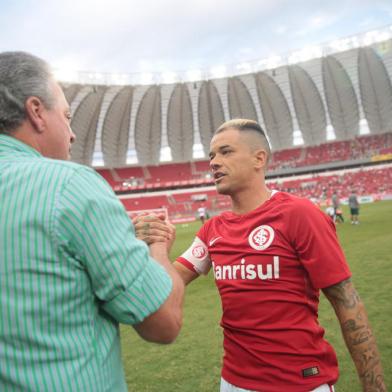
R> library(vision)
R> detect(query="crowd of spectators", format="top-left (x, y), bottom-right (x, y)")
top-left (98, 132), bottom-right (392, 192)
top-left (120, 166), bottom-right (392, 220)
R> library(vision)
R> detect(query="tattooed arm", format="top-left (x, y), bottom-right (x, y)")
top-left (323, 279), bottom-right (386, 392)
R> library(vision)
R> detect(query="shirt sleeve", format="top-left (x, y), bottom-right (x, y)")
top-left (176, 225), bottom-right (211, 275)
top-left (55, 167), bottom-right (172, 324)
top-left (288, 198), bottom-right (351, 289)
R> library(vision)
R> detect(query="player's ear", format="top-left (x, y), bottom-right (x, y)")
top-left (253, 148), bottom-right (268, 170)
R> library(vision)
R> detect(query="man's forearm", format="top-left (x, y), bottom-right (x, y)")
top-left (132, 242), bottom-right (184, 344)
top-left (339, 302), bottom-right (385, 391)
top-left (149, 242), bottom-right (184, 312)
top-left (323, 279), bottom-right (386, 392)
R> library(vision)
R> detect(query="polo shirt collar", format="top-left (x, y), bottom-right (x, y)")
top-left (0, 134), bottom-right (42, 157)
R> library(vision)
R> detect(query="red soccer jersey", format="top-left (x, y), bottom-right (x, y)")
top-left (177, 191), bottom-right (351, 392)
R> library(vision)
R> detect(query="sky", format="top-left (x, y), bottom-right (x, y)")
top-left (1, 0), bottom-right (392, 82)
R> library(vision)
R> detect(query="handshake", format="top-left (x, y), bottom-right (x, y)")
top-left (132, 213), bottom-right (176, 252)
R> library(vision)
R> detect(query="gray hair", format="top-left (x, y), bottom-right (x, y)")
top-left (0, 51), bottom-right (55, 133)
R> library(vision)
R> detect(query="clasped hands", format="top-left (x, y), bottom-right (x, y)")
top-left (132, 213), bottom-right (176, 252)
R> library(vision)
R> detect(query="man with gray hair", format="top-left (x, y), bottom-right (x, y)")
top-left (0, 51), bottom-right (184, 391)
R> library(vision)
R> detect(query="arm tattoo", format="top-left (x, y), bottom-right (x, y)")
top-left (323, 279), bottom-right (386, 391)
top-left (342, 315), bottom-right (372, 346)
top-left (324, 278), bottom-right (360, 309)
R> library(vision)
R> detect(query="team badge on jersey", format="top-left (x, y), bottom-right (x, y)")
top-left (248, 225), bottom-right (275, 250)
top-left (179, 236), bottom-right (212, 275)
top-left (192, 245), bottom-right (206, 259)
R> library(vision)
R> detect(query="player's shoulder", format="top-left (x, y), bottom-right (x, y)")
top-left (211, 210), bottom-right (234, 225)
top-left (202, 214), bottom-right (219, 228)
top-left (274, 191), bottom-right (316, 209)
top-left (273, 191), bottom-right (323, 219)
top-left (196, 213), bottom-right (221, 238)
top-left (274, 192), bottom-right (333, 236)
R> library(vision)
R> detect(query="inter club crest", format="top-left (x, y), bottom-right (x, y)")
top-left (192, 245), bottom-right (207, 259)
top-left (248, 225), bottom-right (275, 250)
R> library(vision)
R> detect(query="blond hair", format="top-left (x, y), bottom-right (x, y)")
top-left (215, 119), bottom-right (271, 162)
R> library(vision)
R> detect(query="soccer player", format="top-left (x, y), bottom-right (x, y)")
top-left (332, 191), bottom-right (344, 223)
top-left (134, 119), bottom-right (385, 391)
top-left (348, 190), bottom-right (360, 225)
top-left (325, 206), bottom-right (335, 221)
top-left (197, 205), bottom-right (207, 224)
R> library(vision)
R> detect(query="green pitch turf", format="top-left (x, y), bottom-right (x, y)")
top-left (121, 200), bottom-right (392, 391)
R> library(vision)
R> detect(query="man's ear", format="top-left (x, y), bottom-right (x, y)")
top-left (25, 96), bottom-right (46, 133)
top-left (254, 148), bottom-right (268, 170)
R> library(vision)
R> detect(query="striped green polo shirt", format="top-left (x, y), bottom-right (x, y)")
top-left (0, 134), bottom-right (172, 391)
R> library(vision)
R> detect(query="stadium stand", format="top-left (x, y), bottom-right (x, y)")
top-left (59, 30), bottom-right (392, 222)
top-left (97, 132), bottom-right (392, 193)
top-left (116, 164), bottom-right (392, 221)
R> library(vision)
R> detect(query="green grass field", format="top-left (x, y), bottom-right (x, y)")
top-left (121, 200), bottom-right (392, 391)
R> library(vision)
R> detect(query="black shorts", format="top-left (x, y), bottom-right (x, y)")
top-left (350, 208), bottom-right (359, 215)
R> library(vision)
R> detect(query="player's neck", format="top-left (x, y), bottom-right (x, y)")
top-left (231, 186), bottom-right (271, 215)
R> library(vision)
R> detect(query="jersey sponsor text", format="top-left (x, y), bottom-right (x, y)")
top-left (212, 256), bottom-right (280, 280)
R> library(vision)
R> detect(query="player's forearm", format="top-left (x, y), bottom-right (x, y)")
top-left (173, 261), bottom-right (199, 285)
top-left (323, 280), bottom-right (386, 392)
top-left (339, 303), bottom-right (385, 391)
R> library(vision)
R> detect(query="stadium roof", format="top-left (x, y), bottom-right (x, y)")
top-left (60, 34), bottom-right (392, 167)
top-left (56, 25), bottom-right (392, 85)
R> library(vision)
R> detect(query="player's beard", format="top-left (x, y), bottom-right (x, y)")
top-left (215, 180), bottom-right (232, 196)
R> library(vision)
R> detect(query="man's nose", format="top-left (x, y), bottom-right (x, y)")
top-left (210, 159), bottom-right (221, 171)
top-left (70, 128), bottom-right (76, 143)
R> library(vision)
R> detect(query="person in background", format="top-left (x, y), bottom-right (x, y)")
top-left (197, 205), bottom-right (208, 224)
top-left (348, 189), bottom-right (360, 225)
top-left (0, 51), bottom-right (184, 392)
top-left (325, 205), bottom-right (335, 221)
top-left (135, 119), bottom-right (386, 392)
top-left (332, 191), bottom-right (344, 223)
